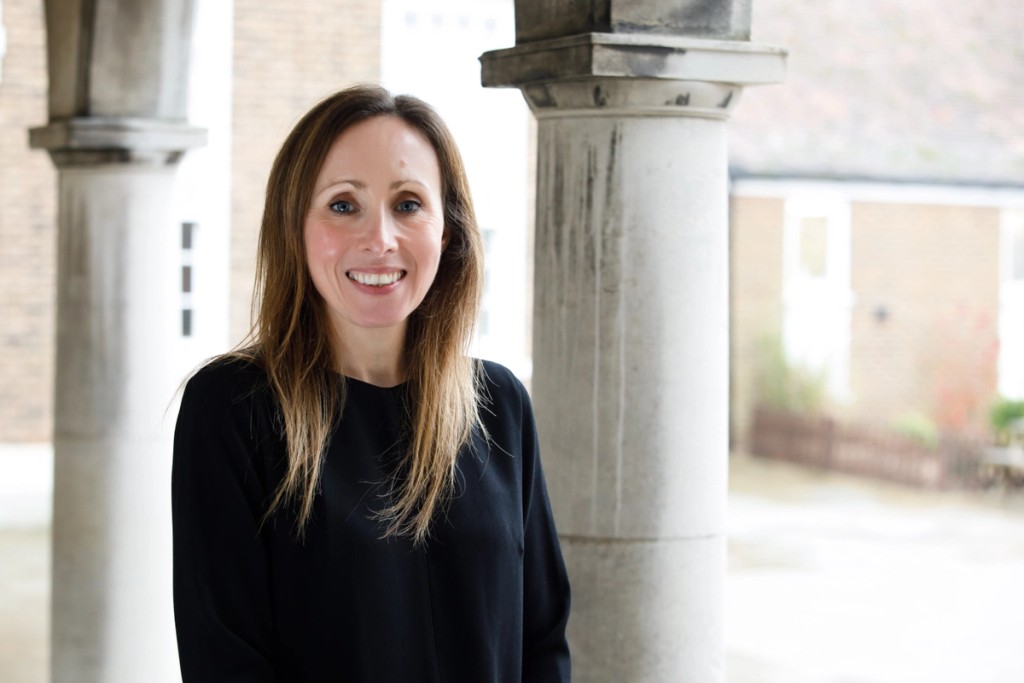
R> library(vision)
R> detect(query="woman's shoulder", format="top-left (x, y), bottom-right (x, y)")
top-left (477, 359), bottom-right (528, 400)
top-left (182, 353), bottom-right (272, 410)
top-left (475, 359), bottom-right (536, 431)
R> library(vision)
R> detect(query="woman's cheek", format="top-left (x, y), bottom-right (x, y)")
top-left (306, 221), bottom-right (340, 258)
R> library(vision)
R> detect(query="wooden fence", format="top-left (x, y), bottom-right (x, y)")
top-left (749, 407), bottom-right (986, 490)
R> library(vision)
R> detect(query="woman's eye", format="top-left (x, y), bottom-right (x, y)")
top-left (329, 200), bottom-right (354, 214)
top-left (396, 199), bottom-right (421, 213)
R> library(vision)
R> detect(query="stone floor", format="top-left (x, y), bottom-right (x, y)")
top-left (0, 526), bottom-right (48, 682)
top-left (727, 454), bottom-right (1024, 683)
top-left (2, 453), bottom-right (1023, 682)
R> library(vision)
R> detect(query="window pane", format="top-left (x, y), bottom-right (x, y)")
top-left (799, 216), bottom-right (828, 277)
top-left (181, 222), bottom-right (196, 250)
top-left (1013, 221), bottom-right (1024, 281)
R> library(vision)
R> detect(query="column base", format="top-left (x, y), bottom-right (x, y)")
top-left (562, 535), bottom-right (727, 683)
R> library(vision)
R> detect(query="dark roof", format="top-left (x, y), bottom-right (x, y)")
top-left (729, 0), bottom-right (1024, 186)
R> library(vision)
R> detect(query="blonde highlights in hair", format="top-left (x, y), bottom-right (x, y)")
top-left (236, 84), bottom-right (485, 544)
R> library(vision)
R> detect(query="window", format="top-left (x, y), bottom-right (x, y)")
top-left (798, 215), bottom-right (829, 278)
top-left (181, 222), bottom-right (197, 337)
top-left (1012, 218), bottom-right (1024, 281)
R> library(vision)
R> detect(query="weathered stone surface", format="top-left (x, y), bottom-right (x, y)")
top-left (531, 110), bottom-right (730, 541)
top-left (513, 0), bottom-right (752, 43)
top-left (51, 435), bottom-right (177, 681)
top-left (43, 0), bottom-right (196, 119)
top-left (47, 165), bottom-right (186, 682)
top-left (30, 117), bottom-right (206, 165)
top-left (520, 77), bottom-right (743, 119)
top-left (562, 536), bottom-right (727, 682)
top-left (481, 33), bottom-right (786, 89)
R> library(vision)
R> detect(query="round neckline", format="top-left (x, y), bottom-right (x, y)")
top-left (342, 374), bottom-right (407, 392)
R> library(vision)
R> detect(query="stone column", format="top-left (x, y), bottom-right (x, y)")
top-left (481, 4), bottom-right (784, 681)
top-left (30, 1), bottom-right (203, 680)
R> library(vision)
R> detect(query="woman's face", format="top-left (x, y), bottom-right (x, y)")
top-left (304, 116), bottom-right (446, 340)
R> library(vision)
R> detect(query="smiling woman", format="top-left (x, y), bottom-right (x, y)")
top-left (170, 84), bottom-right (571, 682)
top-left (303, 116), bottom-right (446, 369)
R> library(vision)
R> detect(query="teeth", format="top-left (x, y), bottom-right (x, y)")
top-left (349, 271), bottom-right (403, 287)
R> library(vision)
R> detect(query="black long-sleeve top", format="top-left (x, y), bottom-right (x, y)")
top-left (171, 358), bottom-right (571, 682)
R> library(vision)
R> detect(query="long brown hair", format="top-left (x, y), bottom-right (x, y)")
top-left (235, 84), bottom-right (485, 544)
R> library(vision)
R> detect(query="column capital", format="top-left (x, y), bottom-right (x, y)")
top-left (481, 33), bottom-right (785, 119)
top-left (29, 117), bottom-right (207, 167)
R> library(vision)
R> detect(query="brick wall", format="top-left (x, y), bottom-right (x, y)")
top-left (230, 0), bottom-right (382, 343)
top-left (850, 202), bottom-right (1000, 434)
top-left (0, 0), bottom-right (55, 442)
top-left (731, 193), bottom-right (1002, 442)
top-left (729, 194), bottom-right (785, 446)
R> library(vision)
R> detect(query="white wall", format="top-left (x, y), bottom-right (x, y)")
top-left (172, 0), bottom-right (234, 374)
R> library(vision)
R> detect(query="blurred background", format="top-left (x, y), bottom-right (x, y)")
top-left (1, 0), bottom-right (1022, 680)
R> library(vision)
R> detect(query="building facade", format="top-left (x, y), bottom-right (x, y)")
top-left (728, 0), bottom-right (1024, 443)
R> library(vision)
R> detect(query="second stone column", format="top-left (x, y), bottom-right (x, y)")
top-left (483, 28), bottom-right (785, 682)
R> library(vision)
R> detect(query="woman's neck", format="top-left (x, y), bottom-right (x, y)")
top-left (332, 322), bottom-right (407, 388)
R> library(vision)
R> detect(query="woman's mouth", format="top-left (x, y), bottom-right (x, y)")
top-left (347, 270), bottom-right (405, 287)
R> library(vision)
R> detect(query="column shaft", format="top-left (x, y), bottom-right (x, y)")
top-left (533, 110), bottom-right (729, 682)
top-left (50, 166), bottom-right (183, 682)
top-left (534, 114), bottom-right (730, 539)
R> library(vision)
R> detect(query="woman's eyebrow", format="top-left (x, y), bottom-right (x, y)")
top-left (390, 179), bottom-right (429, 190)
top-left (319, 178), bottom-right (365, 190)
top-left (318, 179), bottom-right (428, 192)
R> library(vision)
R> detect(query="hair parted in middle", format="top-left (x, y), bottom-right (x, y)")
top-left (234, 83), bottom-right (486, 544)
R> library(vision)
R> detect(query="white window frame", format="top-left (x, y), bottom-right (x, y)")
top-left (781, 191), bottom-right (854, 403)
top-left (999, 208), bottom-right (1024, 399)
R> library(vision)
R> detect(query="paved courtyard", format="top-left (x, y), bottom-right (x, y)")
top-left (727, 454), bottom-right (1024, 683)
top-left (2, 453), bottom-right (1023, 681)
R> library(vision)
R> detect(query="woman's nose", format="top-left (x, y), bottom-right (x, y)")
top-left (362, 207), bottom-right (399, 253)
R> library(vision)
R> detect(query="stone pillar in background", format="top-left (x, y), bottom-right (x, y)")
top-left (30, 1), bottom-right (204, 680)
top-left (482, 2), bottom-right (784, 681)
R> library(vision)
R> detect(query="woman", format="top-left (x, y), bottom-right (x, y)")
top-left (172, 84), bottom-right (571, 681)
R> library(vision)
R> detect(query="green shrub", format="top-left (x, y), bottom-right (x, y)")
top-left (989, 397), bottom-right (1024, 444)
top-left (754, 334), bottom-right (828, 415)
top-left (891, 411), bottom-right (940, 449)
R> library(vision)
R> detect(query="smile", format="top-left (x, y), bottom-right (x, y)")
top-left (347, 270), bottom-right (406, 287)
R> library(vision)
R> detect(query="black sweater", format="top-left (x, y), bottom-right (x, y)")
top-left (172, 358), bottom-right (571, 682)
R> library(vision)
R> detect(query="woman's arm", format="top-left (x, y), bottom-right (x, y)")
top-left (171, 363), bottom-right (279, 681)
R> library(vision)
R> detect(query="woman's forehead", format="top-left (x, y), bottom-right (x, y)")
top-left (314, 116), bottom-right (441, 189)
